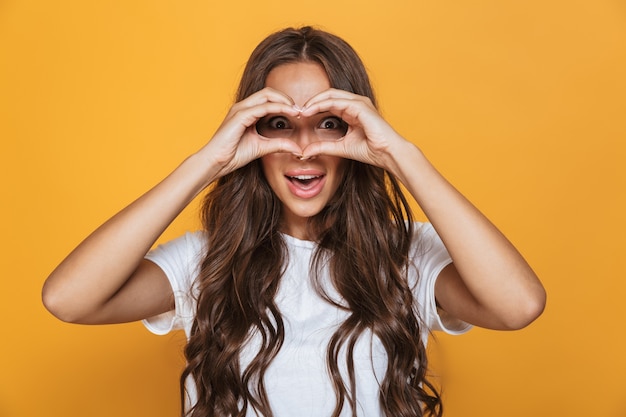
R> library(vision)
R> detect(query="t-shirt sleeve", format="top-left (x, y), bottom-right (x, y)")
top-left (141, 231), bottom-right (205, 337)
top-left (411, 223), bottom-right (472, 335)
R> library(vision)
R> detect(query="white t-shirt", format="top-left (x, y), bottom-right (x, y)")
top-left (143, 222), bottom-right (470, 416)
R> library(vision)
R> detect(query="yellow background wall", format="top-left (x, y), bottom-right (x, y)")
top-left (1, 1), bottom-right (625, 416)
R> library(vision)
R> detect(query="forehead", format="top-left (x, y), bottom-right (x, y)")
top-left (265, 62), bottom-right (331, 106)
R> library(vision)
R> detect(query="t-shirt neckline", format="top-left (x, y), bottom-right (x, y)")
top-left (281, 233), bottom-right (317, 250)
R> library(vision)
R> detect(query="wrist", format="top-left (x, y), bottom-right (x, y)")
top-left (178, 151), bottom-right (222, 195)
top-left (383, 139), bottom-right (425, 181)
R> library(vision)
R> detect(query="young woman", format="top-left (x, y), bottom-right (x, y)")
top-left (42, 26), bottom-right (546, 417)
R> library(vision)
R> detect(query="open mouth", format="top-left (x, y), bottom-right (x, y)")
top-left (283, 169), bottom-right (327, 199)
top-left (287, 174), bottom-right (323, 187)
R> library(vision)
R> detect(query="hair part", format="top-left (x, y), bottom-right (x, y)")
top-left (236, 26), bottom-right (376, 106)
top-left (181, 26), bottom-right (441, 417)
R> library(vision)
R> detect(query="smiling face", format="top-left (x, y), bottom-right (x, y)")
top-left (260, 62), bottom-right (347, 240)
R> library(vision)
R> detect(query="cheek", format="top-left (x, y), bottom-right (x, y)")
top-left (331, 157), bottom-right (348, 184)
top-left (325, 157), bottom-right (348, 197)
top-left (260, 154), bottom-right (283, 188)
top-left (260, 154), bottom-right (278, 175)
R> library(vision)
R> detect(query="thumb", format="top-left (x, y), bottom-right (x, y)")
top-left (300, 141), bottom-right (345, 160)
top-left (261, 138), bottom-right (304, 157)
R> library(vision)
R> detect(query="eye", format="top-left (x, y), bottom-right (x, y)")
top-left (316, 116), bottom-right (348, 140)
top-left (268, 116), bottom-right (290, 130)
top-left (256, 115), bottom-right (293, 138)
top-left (318, 116), bottom-right (344, 130)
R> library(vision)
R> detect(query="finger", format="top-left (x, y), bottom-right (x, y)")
top-left (302, 88), bottom-right (366, 109)
top-left (258, 138), bottom-right (304, 157)
top-left (302, 96), bottom-right (376, 127)
top-left (232, 101), bottom-right (301, 129)
top-left (300, 140), bottom-right (349, 160)
top-left (232, 87), bottom-right (297, 112)
top-left (303, 89), bottom-right (373, 115)
top-left (303, 99), bottom-right (374, 129)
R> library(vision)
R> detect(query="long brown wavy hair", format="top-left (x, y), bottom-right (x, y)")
top-left (181, 26), bottom-right (442, 417)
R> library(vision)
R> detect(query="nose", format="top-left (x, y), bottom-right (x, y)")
top-left (292, 125), bottom-right (317, 148)
top-left (291, 127), bottom-right (318, 161)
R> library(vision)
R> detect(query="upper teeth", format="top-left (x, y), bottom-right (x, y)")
top-left (291, 175), bottom-right (319, 180)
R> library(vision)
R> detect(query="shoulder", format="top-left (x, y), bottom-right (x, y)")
top-left (409, 222), bottom-right (449, 261)
top-left (408, 222), bottom-right (471, 334)
top-left (144, 230), bottom-right (207, 293)
top-left (142, 231), bottom-right (207, 336)
top-left (146, 231), bottom-right (207, 264)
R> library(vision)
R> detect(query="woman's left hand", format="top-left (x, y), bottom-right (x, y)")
top-left (303, 90), bottom-right (546, 331)
top-left (299, 89), bottom-right (410, 174)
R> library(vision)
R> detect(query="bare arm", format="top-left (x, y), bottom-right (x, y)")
top-left (300, 89), bottom-right (546, 330)
top-left (42, 89), bottom-right (303, 324)
top-left (388, 143), bottom-right (546, 330)
top-left (42, 153), bottom-right (218, 324)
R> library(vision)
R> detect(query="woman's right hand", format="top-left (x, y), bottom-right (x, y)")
top-left (42, 89), bottom-right (303, 324)
top-left (199, 88), bottom-right (304, 180)
top-left (42, 88), bottom-right (305, 325)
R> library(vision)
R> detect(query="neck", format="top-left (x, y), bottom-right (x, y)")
top-left (280, 214), bottom-right (315, 241)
